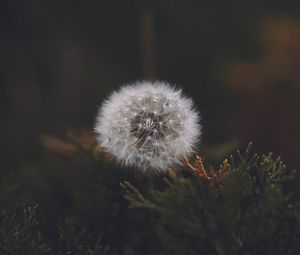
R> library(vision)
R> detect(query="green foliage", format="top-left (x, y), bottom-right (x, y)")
top-left (0, 205), bottom-right (107, 255)
top-left (57, 218), bottom-right (108, 255)
top-left (123, 146), bottom-right (300, 255)
top-left (0, 205), bottom-right (50, 255)
top-left (1, 140), bottom-right (300, 255)
top-left (0, 135), bottom-right (159, 255)
top-left (70, 145), bottom-right (160, 255)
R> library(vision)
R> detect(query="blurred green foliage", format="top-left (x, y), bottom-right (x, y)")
top-left (1, 139), bottom-right (299, 254)
top-left (0, 205), bottom-right (50, 255)
top-left (0, 205), bottom-right (107, 255)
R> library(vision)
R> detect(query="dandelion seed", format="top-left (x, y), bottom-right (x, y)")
top-left (95, 81), bottom-right (201, 173)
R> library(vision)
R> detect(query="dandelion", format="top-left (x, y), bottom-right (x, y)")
top-left (95, 81), bottom-right (201, 172)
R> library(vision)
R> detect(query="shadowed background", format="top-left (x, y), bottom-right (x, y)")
top-left (1, 0), bottom-right (300, 169)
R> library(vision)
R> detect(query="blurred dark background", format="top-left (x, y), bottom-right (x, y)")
top-left (1, 0), bottom-right (300, 169)
top-left (1, 0), bottom-right (300, 180)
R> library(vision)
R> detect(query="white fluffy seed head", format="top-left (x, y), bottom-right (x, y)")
top-left (95, 81), bottom-right (201, 173)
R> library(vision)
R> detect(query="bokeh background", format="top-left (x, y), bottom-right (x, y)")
top-left (2, 0), bottom-right (300, 169)
top-left (1, 0), bottom-right (300, 251)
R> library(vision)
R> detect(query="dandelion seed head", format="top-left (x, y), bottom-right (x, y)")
top-left (95, 81), bottom-right (201, 173)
